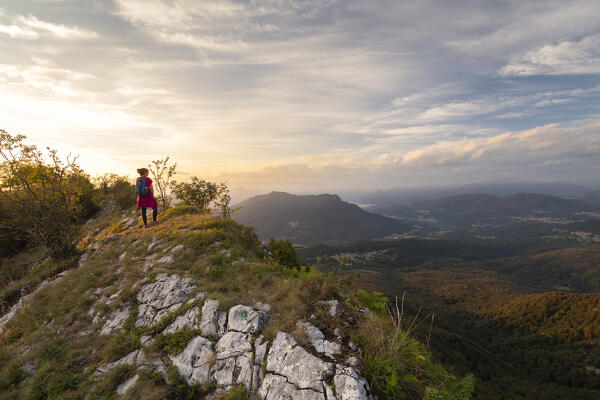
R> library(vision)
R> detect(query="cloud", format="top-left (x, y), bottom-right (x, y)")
top-left (500, 35), bottom-right (600, 75)
top-left (213, 121), bottom-right (600, 190)
top-left (0, 13), bottom-right (98, 40)
top-left (400, 122), bottom-right (600, 167)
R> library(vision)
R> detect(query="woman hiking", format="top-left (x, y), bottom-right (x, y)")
top-left (136, 168), bottom-right (158, 228)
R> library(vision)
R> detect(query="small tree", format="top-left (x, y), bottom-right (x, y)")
top-left (148, 157), bottom-right (176, 211)
top-left (0, 130), bottom-right (97, 258)
top-left (215, 182), bottom-right (232, 219)
top-left (171, 177), bottom-right (218, 212)
top-left (266, 238), bottom-right (303, 270)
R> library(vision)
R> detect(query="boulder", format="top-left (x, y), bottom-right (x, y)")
top-left (263, 332), bottom-right (333, 392)
top-left (297, 321), bottom-right (341, 358)
top-left (170, 336), bottom-right (215, 384)
top-left (227, 305), bottom-right (269, 334)
top-left (334, 365), bottom-right (374, 400)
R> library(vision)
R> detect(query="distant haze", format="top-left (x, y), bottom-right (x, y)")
top-left (1, 1), bottom-right (599, 191)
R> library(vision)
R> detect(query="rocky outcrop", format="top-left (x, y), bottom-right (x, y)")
top-left (91, 273), bottom-right (374, 400)
top-left (298, 321), bottom-right (341, 358)
top-left (100, 305), bottom-right (130, 336)
top-left (163, 306), bottom-right (200, 334)
top-left (135, 274), bottom-right (197, 328)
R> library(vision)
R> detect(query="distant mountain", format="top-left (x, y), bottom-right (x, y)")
top-left (372, 192), bottom-right (600, 222)
top-left (358, 181), bottom-right (592, 206)
top-left (233, 191), bottom-right (410, 244)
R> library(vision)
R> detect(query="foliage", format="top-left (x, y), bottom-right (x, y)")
top-left (356, 310), bottom-right (472, 400)
top-left (215, 182), bottom-right (233, 218)
top-left (171, 177), bottom-right (227, 212)
top-left (0, 130), bottom-right (99, 258)
top-left (355, 289), bottom-right (387, 314)
top-left (148, 157), bottom-right (177, 211)
top-left (424, 374), bottom-right (475, 400)
top-left (266, 238), bottom-right (304, 270)
top-left (94, 173), bottom-right (136, 209)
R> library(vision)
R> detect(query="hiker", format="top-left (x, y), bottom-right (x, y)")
top-left (136, 168), bottom-right (158, 227)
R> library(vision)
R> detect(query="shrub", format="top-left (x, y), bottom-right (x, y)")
top-left (356, 289), bottom-right (387, 314)
top-left (94, 173), bottom-right (136, 209)
top-left (171, 177), bottom-right (219, 211)
top-left (0, 131), bottom-right (99, 258)
top-left (266, 238), bottom-right (303, 270)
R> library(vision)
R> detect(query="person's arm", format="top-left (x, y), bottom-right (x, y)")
top-left (148, 182), bottom-right (153, 195)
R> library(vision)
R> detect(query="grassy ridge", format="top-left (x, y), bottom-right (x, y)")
top-left (0, 207), bottom-right (471, 399)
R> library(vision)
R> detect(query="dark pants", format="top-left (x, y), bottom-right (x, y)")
top-left (141, 208), bottom-right (157, 225)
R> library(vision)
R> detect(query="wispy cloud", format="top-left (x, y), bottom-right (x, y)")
top-left (500, 34), bottom-right (600, 76)
top-left (0, 13), bottom-right (98, 40)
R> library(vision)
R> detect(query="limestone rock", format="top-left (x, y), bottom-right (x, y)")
top-left (163, 306), bottom-right (200, 334)
top-left (94, 350), bottom-right (139, 376)
top-left (215, 331), bottom-right (252, 359)
top-left (210, 332), bottom-right (254, 389)
top-left (135, 274), bottom-right (196, 328)
top-left (22, 360), bottom-right (39, 376)
top-left (157, 255), bottom-right (175, 264)
top-left (100, 305), bottom-right (130, 335)
top-left (263, 332), bottom-right (333, 392)
top-left (121, 217), bottom-right (138, 229)
top-left (171, 244), bottom-right (185, 253)
top-left (254, 335), bottom-right (269, 366)
top-left (147, 240), bottom-right (161, 252)
top-left (170, 336), bottom-right (215, 384)
top-left (0, 298), bottom-right (24, 334)
top-left (334, 365), bottom-right (374, 400)
top-left (116, 374), bottom-right (139, 396)
top-left (136, 351), bottom-right (169, 382)
top-left (258, 374), bottom-right (326, 400)
top-left (297, 321), bottom-right (341, 358)
top-left (227, 305), bottom-right (269, 334)
top-left (200, 299), bottom-right (221, 336)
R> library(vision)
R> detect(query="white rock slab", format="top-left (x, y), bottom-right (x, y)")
top-left (227, 305), bottom-right (270, 334)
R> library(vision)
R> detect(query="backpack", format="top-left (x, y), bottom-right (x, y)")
top-left (136, 177), bottom-right (149, 196)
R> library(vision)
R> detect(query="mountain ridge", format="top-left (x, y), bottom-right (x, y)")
top-left (234, 191), bottom-right (410, 244)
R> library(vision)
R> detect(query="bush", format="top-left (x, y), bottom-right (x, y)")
top-left (94, 173), bottom-right (136, 209)
top-left (171, 177), bottom-right (219, 211)
top-left (266, 238), bottom-right (304, 270)
top-left (356, 289), bottom-right (388, 314)
top-left (0, 131), bottom-right (99, 258)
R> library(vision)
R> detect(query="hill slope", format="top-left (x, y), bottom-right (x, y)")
top-left (0, 207), bottom-right (468, 400)
top-left (234, 192), bottom-right (410, 244)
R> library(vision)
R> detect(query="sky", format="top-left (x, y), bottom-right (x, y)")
top-left (1, 0), bottom-right (599, 197)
